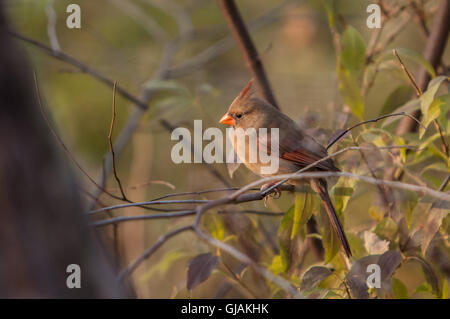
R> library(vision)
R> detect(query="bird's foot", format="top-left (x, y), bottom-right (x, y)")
top-left (260, 183), bottom-right (282, 206)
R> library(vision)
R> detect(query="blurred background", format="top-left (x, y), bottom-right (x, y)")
top-left (4, 0), bottom-right (449, 298)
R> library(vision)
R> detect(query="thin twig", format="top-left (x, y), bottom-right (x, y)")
top-left (193, 225), bottom-right (303, 298)
top-left (91, 145), bottom-right (421, 216)
top-left (438, 175), bottom-right (450, 191)
top-left (108, 81), bottom-right (128, 201)
top-left (92, 210), bottom-right (196, 227)
top-left (233, 171), bottom-right (450, 202)
top-left (326, 112), bottom-right (424, 150)
top-left (89, 199), bottom-right (210, 215)
top-left (13, 32), bottom-right (148, 109)
top-left (393, 49), bottom-right (422, 96)
top-left (92, 209), bottom-right (283, 227)
top-left (220, 260), bottom-right (259, 298)
top-left (168, 0), bottom-right (288, 78)
top-left (395, 0), bottom-right (450, 135)
top-left (351, 137), bottom-right (392, 213)
top-left (159, 119), bottom-right (231, 187)
top-left (119, 225), bottom-right (193, 280)
top-left (394, 49), bottom-right (449, 157)
top-left (33, 72), bottom-right (124, 201)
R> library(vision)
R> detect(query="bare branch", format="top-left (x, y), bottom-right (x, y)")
top-left (89, 199), bottom-right (210, 215)
top-left (119, 225), bottom-right (193, 280)
top-left (231, 171), bottom-right (450, 202)
top-left (12, 31), bottom-right (148, 109)
top-left (393, 49), bottom-right (423, 96)
top-left (108, 81), bottom-right (128, 201)
top-left (93, 210), bottom-right (196, 227)
top-left (218, 0), bottom-right (279, 109)
top-left (168, 1), bottom-right (288, 78)
top-left (327, 112), bottom-right (424, 150)
top-left (33, 72), bottom-right (124, 201)
top-left (92, 209), bottom-right (283, 228)
top-left (193, 226), bottom-right (303, 298)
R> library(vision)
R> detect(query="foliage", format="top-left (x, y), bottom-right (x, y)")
top-left (14, 0), bottom-right (449, 299)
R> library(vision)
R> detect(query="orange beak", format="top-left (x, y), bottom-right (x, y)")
top-left (219, 113), bottom-right (235, 126)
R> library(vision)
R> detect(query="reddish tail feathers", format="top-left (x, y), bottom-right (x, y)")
top-left (311, 179), bottom-right (352, 258)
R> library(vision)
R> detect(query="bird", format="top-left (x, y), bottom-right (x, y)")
top-left (219, 80), bottom-right (352, 258)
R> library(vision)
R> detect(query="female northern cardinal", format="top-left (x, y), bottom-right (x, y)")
top-left (219, 80), bottom-right (352, 258)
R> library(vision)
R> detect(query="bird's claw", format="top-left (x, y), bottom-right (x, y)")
top-left (260, 183), bottom-right (282, 206)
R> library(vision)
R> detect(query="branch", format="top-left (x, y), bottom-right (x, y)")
top-left (108, 81), bottom-right (128, 201)
top-left (193, 226), bottom-right (302, 298)
top-left (119, 225), bottom-right (193, 280)
top-left (218, 0), bottom-right (279, 109)
top-left (159, 119), bottom-right (231, 187)
top-left (12, 31), bottom-right (148, 109)
top-left (393, 49), bottom-right (449, 157)
top-left (395, 0), bottom-right (450, 135)
top-left (89, 199), bottom-right (210, 215)
top-left (92, 209), bottom-right (283, 228)
top-left (93, 210), bottom-right (196, 227)
top-left (231, 171), bottom-right (450, 202)
top-left (326, 112), bottom-right (424, 150)
top-left (33, 72), bottom-right (124, 202)
top-left (168, 0), bottom-right (288, 78)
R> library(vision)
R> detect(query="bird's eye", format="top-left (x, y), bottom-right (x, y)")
top-left (236, 113), bottom-right (242, 119)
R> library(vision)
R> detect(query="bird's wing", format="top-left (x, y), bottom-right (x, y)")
top-left (258, 119), bottom-right (339, 172)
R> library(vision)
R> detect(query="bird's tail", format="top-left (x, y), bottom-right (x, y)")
top-left (310, 179), bottom-right (352, 258)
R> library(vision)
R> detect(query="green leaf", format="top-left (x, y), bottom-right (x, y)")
top-left (392, 278), bottom-right (409, 299)
top-left (331, 180), bottom-right (355, 215)
top-left (291, 193), bottom-right (313, 239)
top-left (291, 194), bottom-right (303, 240)
top-left (378, 48), bottom-right (436, 78)
top-left (321, 0), bottom-right (336, 27)
top-left (278, 205), bottom-right (295, 272)
top-left (417, 133), bottom-right (443, 157)
top-left (206, 215), bottom-right (225, 241)
top-left (420, 162), bottom-right (448, 175)
top-left (347, 233), bottom-right (367, 259)
top-left (442, 278), bottom-right (448, 299)
top-left (394, 136), bottom-right (407, 163)
top-left (374, 217), bottom-right (398, 241)
top-left (419, 76), bottom-right (448, 138)
top-left (317, 204), bottom-right (340, 263)
top-left (340, 26), bottom-right (366, 77)
top-left (381, 99), bottom-right (420, 127)
top-left (268, 255), bottom-right (284, 275)
top-left (337, 64), bottom-right (365, 119)
top-left (381, 86), bottom-right (413, 115)
top-left (369, 206), bottom-right (385, 221)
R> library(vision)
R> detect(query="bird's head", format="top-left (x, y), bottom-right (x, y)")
top-left (219, 80), bottom-right (271, 129)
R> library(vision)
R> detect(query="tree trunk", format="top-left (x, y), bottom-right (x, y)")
top-left (0, 5), bottom-right (130, 298)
